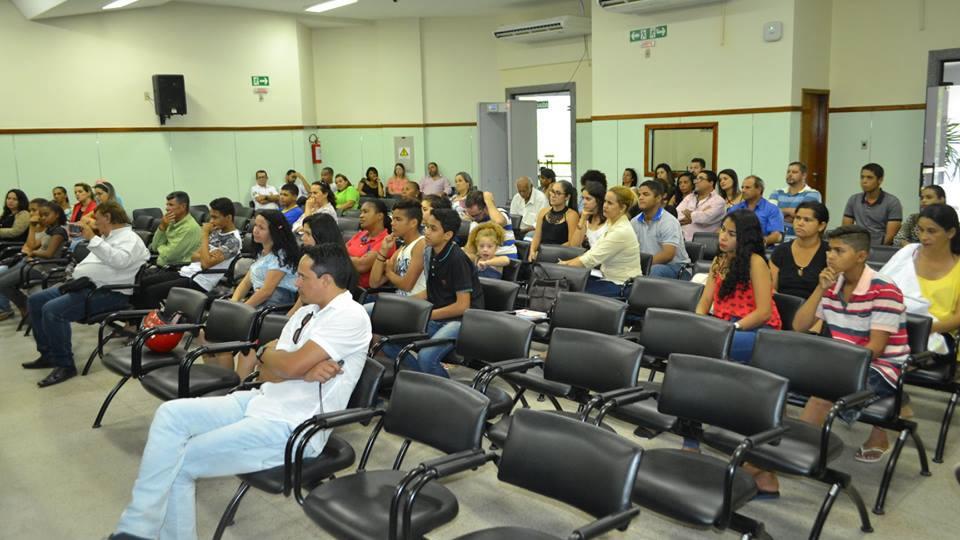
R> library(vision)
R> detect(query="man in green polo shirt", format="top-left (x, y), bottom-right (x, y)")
top-left (132, 191), bottom-right (202, 309)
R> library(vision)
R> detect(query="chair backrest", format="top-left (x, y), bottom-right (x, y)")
top-left (384, 371), bottom-right (490, 454)
top-left (752, 329), bottom-right (870, 402)
top-left (660, 354), bottom-right (788, 437)
top-left (685, 241), bottom-right (704, 264)
top-left (204, 299), bottom-right (258, 342)
top-left (132, 214), bottom-right (154, 231)
top-left (637, 308), bottom-right (734, 360)
top-left (233, 203), bottom-right (254, 219)
top-left (134, 230), bottom-right (154, 247)
top-left (73, 242), bottom-right (91, 263)
top-left (501, 259), bottom-right (521, 282)
top-left (535, 261), bottom-right (590, 292)
top-left (536, 244), bottom-right (586, 264)
top-left (509, 214), bottom-right (523, 231)
top-left (134, 207), bottom-right (163, 220)
top-left (626, 276), bottom-right (704, 316)
top-left (905, 313), bottom-right (932, 354)
top-left (692, 232), bottom-right (718, 259)
top-left (868, 245), bottom-right (898, 265)
top-left (234, 216), bottom-right (250, 234)
top-left (514, 240), bottom-right (531, 263)
top-left (370, 293), bottom-right (433, 336)
top-left (162, 287), bottom-right (209, 324)
top-left (498, 409), bottom-right (642, 518)
top-left (544, 328), bottom-right (643, 392)
top-left (257, 313), bottom-right (289, 344)
top-left (772, 292), bottom-right (804, 331)
top-left (347, 358), bottom-right (386, 409)
top-left (455, 309), bottom-right (534, 363)
top-left (241, 233), bottom-right (255, 255)
top-left (189, 206), bottom-right (209, 224)
top-left (232, 257), bottom-right (256, 282)
top-left (479, 277), bottom-right (520, 312)
top-left (550, 291), bottom-right (626, 335)
top-left (455, 220), bottom-right (471, 246)
top-left (639, 252), bottom-right (653, 277)
top-left (338, 216), bottom-right (361, 232)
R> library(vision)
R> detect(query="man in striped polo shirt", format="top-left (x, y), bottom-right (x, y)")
top-left (793, 224), bottom-right (909, 463)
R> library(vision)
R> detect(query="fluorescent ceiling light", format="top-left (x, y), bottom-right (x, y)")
top-left (305, 0), bottom-right (358, 14)
top-left (103, 0), bottom-right (141, 9)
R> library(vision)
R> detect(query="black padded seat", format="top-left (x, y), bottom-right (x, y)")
top-left (453, 527), bottom-right (559, 540)
top-left (501, 367), bottom-right (573, 399)
top-left (703, 418), bottom-right (845, 476)
top-left (303, 469), bottom-right (459, 540)
top-left (453, 378), bottom-right (514, 418)
top-left (140, 364), bottom-right (240, 400)
top-left (859, 396), bottom-right (900, 423)
top-left (533, 322), bottom-right (550, 340)
top-left (633, 449), bottom-right (757, 527)
top-left (606, 383), bottom-right (677, 434)
top-left (101, 348), bottom-right (184, 376)
top-left (486, 411), bottom-right (615, 448)
top-left (906, 363), bottom-right (955, 385)
top-left (238, 435), bottom-right (355, 494)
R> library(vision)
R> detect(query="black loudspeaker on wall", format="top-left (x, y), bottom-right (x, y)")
top-left (152, 74), bottom-right (186, 125)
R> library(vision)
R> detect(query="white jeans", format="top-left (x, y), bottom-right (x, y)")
top-left (115, 392), bottom-right (293, 540)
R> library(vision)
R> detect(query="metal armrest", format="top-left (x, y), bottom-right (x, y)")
top-left (98, 309), bottom-right (155, 350)
top-left (569, 507), bottom-right (641, 540)
top-left (593, 387), bottom-right (658, 424)
top-left (477, 357), bottom-right (544, 392)
top-left (177, 340), bottom-right (256, 397)
top-left (813, 388), bottom-right (877, 471)
top-left (130, 323), bottom-right (204, 375)
top-left (394, 337), bottom-right (459, 373)
top-left (370, 332), bottom-right (430, 356)
top-left (720, 424), bottom-right (790, 529)
top-left (908, 350), bottom-right (938, 370)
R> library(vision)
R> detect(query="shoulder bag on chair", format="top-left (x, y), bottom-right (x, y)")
top-left (525, 263), bottom-right (570, 315)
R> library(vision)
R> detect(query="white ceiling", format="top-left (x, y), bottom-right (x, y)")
top-left (18, 0), bottom-right (585, 26)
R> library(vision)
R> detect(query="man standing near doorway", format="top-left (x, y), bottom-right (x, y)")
top-left (842, 163), bottom-right (903, 245)
top-left (509, 176), bottom-right (548, 238)
top-left (728, 176), bottom-right (784, 246)
top-left (420, 162), bottom-right (451, 196)
top-left (769, 161), bottom-right (822, 239)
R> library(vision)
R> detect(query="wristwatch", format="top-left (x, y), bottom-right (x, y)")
top-left (255, 345), bottom-right (268, 364)
top-left (733, 322), bottom-right (741, 330)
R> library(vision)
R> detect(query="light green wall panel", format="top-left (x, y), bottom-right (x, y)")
top-left (425, 126), bottom-right (476, 181)
top-left (826, 111), bottom-right (872, 225)
top-left (575, 122), bottom-right (592, 175)
top-left (169, 132), bottom-right (239, 206)
top-left (235, 131), bottom-right (300, 205)
top-left (314, 129), bottom-right (365, 178)
top-left (591, 120), bottom-right (619, 180)
top-left (616, 119), bottom-right (647, 177)
top-left (869, 110), bottom-right (924, 216)
top-left (751, 112), bottom-right (794, 194)
top-left (97, 133), bottom-right (175, 212)
top-left (0, 136), bottom-right (19, 193)
top-left (360, 129), bottom-right (386, 179)
top-left (13, 134), bottom-right (101, 198)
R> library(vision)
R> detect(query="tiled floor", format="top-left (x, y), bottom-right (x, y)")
top-left (1, 316), bottom-right (958, 539)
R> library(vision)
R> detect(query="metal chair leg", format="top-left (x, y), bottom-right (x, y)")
top-left (92, 376), bottom-right (130, 428)
top-left (212, 482), bottom-right (250, 540)
top-left (843, 481), bottom-right (873, 533)
top-left (906, 422), bottom-right (931, 476)
top-left (809, 483), bottom-right (840, 540)
top-left (934, 391), bottom-right (958, 464)
top-left (873, 428), bottom-right (909, 515)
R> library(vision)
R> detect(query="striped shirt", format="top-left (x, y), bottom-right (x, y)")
top-left (817, 266), bottom-right (910, 388)
top-left (769, 184), bottom-right (821, 238)
top-left (470, 209), bottom-right (518, 259)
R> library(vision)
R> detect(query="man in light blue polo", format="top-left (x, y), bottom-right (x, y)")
top-left (769, 161), bottom-right (822, 239)
top-left (631, 180), bottom-right (690, 279)
top-left (728, 175), bottom-right (784, 246)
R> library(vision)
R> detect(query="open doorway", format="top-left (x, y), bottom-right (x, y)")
top-left (507, 84), bottom-right (576, 184)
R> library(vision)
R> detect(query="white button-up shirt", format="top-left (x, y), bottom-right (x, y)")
top-left (509, 189), bottom-right (548, 230)
top-left (72, 226), bottom-right (150, 293)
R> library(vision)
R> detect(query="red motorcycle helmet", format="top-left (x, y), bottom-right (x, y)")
top-left (141, 310), bottom-right (184, 354)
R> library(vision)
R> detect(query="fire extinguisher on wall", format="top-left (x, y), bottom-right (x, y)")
top-left (309, 134), bottom-right (322, 164)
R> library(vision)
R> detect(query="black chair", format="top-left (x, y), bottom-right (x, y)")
top-left (903, 314), bottom-right (958, 463)
top-left (233, 215), bottom-right (250, 234)
top-left (435, 409), bottom-right (644, 540)
top-left (613, 308), bottom-right (734, 439)
top-left (625, 276), bottom-right (704, 323)
top-left (133, 207), bottom-right (163, 221)
top-left (535, 244), bottom-right (586, 264)
top-left (455, 220), bottom-right (471, 246)
top-left (702, 330), bottom-right (875, 539)
top-left (138, 300), bottom-right (259, 400)
top-left (772, 292), bottom-right (805, 331)
top-left (693, 231), bottom-right (719, 259)
top-left (479, 277), bottom-right (519, 312)
top-left (684, 240), bottom-right (704, 271)
top-left (212, 358), bottom-right (386, 540)
top-left (342, 208), bottom-right (361, 218)
top-left (399, 309), bottom-right (534, 418)
top-left (297, 370), bottom-right (490, 540)
top-left (530, 261), bottom-right (590, 292)
top-left (189, 205), bottom-right (209, 224)
top-left (509, 213), bottom-right (523, 232)
top-left (132, 214), bottom-right (155, 232)
top-left (233, 203), bottom-right (254, 219)
top-left (339, 216), bottom-right (361, 233)
top-left (501, 258), bottom-right (521, 282)
top-left (597, 354), bottom-right (789, 540)
top-left (240, 233), bottom-right (256, 256)
top-left (530, 290), bottom-right (626, 343)
top-left (639, 252), bottom-right (653, 277)
top-left (91, 287), bottom-right (210, 428)
top-left (513, 240), bottom-right (531, 264)
top-left (367, 294), bottom-right (433, 388)
top-left (484, 327), bottom-right (643, 447)
top-left (133, 229), bottom-right (154, 247)
top-left (867, 245), bottom-right (898, 266)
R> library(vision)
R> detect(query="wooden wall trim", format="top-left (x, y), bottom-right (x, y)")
top-left (0, 125), bottom-right (308, 135)
top-left (828, 103), bottom-right (925, 113)
top-left (592, 106), bottom-right (801, 122)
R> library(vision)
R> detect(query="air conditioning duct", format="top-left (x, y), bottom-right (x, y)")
top-left (493, 16), bottom-right (590, 42)
top-left (597, 0), bottom-right (726, 14)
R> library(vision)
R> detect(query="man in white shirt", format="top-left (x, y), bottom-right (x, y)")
top-left (250, 169), bottom-right (279, 210)
top-left (23, 202), bottom-right (150, 387)
top-left (109, 243), bottom-right (371, 540)
top-left (508, 176), bottom-right (548, 238)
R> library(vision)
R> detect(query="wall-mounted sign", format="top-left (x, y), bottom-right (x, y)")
top-left (630, 25), bottom-right (667, 42)
top-left (251, 75), bottom-right (270, 87)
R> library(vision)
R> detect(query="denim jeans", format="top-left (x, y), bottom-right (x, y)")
top-left (585, 277), bottom-right (625, 298)
top-left (115, 392), bottom-right (294, 540)
top-left (649, 261), bottom-right (692, 280)
top-left (28, 285), bottom-right (130, 368)
top-left (381, 319), bottom-right (461, 378)
top-left (0, 263), bottom-right (10, 312)
top-left (0, 260), bottom-right (41, 312)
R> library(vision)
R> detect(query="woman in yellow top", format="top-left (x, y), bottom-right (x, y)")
top-left (913, 204), bottom-right (960, 359)
top-left (559, 186), bottom-right (643, 297)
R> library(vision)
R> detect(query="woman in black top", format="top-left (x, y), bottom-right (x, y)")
top-left (358, 166), bottom-right (384, 198)
top-left (770, 201), bottom-right (829, 299)
top-left (528, 180), bottom-right (579, 261)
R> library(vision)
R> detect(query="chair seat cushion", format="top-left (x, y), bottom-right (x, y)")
top-left (859, 394), bottom-right (910, 424)
top-left (140, 364), bottom-right (240, 400)
top-left (633, 449), bottom-right (757, 527)
top-left (702, 418), bottom-right (844, 476)
top-left (487, 411), bottom-right (615, 448)
top-left (606, 383), bottom-right (676, 434)
top-left (303, 469), bottom-right (459, 540)
top-left (501, 368), bottom-right (574, 399)
top-left (102, 348), bottom-right (183, 377)
top-left (905, 363), bottom-right (957, 387)
top-left (532, 322), bottom-right (550, 342)
top-left (239, 435), bottom-right (355, 494)
top-left (372, 356), bottom-right (395, 388)
top-left (453, 526), bottom-right (559, 539)
top-left (454, 378), bottom-right (514, 418)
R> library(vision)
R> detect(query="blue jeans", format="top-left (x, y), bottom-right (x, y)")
top-left (28, 285), bottom-right (130, 368)
top-left (115, 392), bottom-right (294, 540)
top-left (0, 263), bottom-right (10, 312)
top-left (650, 262), bottom-right (692, 280)
top-left (0, 260), bottom-right (41, 312)
top-left (381, 319), bottom-right (461, 378)
top-left (585, 277), bottom-right (625, 298)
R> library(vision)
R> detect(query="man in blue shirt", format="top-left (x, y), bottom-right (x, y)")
top-left (728, 175), bottom-right (784, 246)
top-left (631, 180), bottom-right (690, 279)
top-left (279, 184), bottom-right (304, 227)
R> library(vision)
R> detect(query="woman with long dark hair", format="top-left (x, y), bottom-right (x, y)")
top-left (359, 166), bottom-right (385, 198)
top-left (231, 210), bottom-right (299, 309)
top-left (451, 171), bottom-right (475, 216)
top-left (345, 199), bottom-right (394, 288)
top-left (770, 201), bottom-right (830, 298)
top-left (622, 168), bottom-right (639, 188)
top-left (718, 168), bottom-right (742, 209)
top-left (696, 210), bottom-right (782, 363)
top-left (569, 180), bottom-right (608, 249)
top-left (69, 183), bottom-right (97, 224)
top-left (0, 189), bottom-right (29, 241)
top-left (284, 212), bottom-right (352, 317)
top-left (52, 186), bottom-right (71, 213)
top-left (293, 181), bottom-right (337, 232)
top-left (529, 179), bottom-right (580, 261)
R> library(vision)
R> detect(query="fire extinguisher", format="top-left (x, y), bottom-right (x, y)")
top-left (309, 134), bottom-right (322, 164)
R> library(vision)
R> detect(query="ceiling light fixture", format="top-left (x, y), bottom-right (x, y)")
top-left (305, 0), bottom-right (359, 14)
top-left (103, 0), bottom-right (141, 10)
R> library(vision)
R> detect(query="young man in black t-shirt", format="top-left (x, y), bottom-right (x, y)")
top-left (380, 208), bottom-right (483, 378)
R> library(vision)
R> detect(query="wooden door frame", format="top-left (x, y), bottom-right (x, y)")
top-left (800, 88), bottom-right (830, 200)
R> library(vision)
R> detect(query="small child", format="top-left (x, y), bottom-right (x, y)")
top-left (466, 221), bottom-right (510, 279)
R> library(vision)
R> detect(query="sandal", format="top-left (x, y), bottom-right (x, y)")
top-left (855, 446), bottom-right (890, 463)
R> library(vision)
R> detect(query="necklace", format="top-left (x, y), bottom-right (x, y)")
top-left (546, 207), bottom-right (567, 224)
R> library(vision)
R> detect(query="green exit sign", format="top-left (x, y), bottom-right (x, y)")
top-left (536, 100), bottom-right (549, 109)
top-left (251, 75), bottom-right (270, 87)
top-left (630, 25), bottom-right (668, 42)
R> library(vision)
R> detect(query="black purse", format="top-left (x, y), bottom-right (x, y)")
top-left (59, 276), bottom-right (95, 294)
